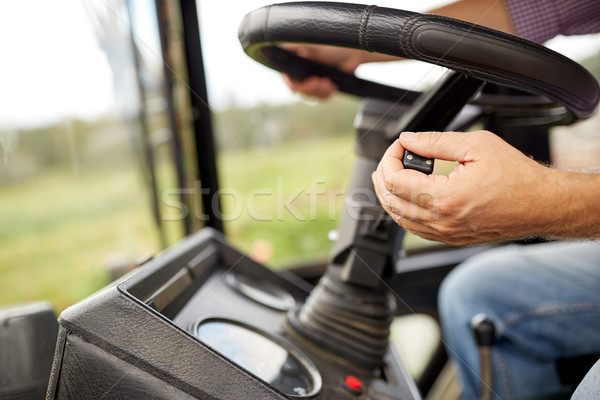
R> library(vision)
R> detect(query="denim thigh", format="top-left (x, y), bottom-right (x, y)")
top-left (438, 241), bottom-right (600, 400)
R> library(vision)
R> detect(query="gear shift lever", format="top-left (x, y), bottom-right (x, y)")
top-left (471, 314), bottom-right (497, 400)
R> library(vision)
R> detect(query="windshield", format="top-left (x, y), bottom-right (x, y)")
top-left (0, 0), bottom-right (187, 311)
top-left (1, 0), bottom-right (599, 317)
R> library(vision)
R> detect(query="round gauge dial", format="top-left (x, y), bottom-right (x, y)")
top-left (197, 319), bottom-right (321, 398)
top-left (226, 272), bottom-right (295, 311)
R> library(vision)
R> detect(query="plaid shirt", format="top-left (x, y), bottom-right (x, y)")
top-left (505, 0), bottom-right (600, 43)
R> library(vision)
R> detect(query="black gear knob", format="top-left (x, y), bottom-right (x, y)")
top-left (471, 313), bottom-right (496, 348)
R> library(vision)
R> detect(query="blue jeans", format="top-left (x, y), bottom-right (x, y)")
top-left (438, 241), bottom-right (600, 399)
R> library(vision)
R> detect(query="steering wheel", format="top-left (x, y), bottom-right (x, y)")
top-left (237, 3), bottom-right (600, 375)
top-left (238, 2), bottom-right (599, 124)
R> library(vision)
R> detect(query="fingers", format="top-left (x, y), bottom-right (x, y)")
top-left (279, 44), bottom-right (362, 97)
top-left (377, 139), bottom-right (405, 178)
top-left (372, 138), bottom-right (449, 241)
top-left (373, 173), bottom-right (417, 223)
top-left (281, 74), bottom-right (338, 99)
top-left (399, 131), bottom-right (481, 163)
top-left (280, 43), bottom-right (313, 57)
top-left (372, 157), bottom-right (438, 226)
top-left (377, 139), bottom-right (438, 203)
top-left (373, 168), bottom-right (470, 245)
top-left (280, 43), bottom-right (364, 74)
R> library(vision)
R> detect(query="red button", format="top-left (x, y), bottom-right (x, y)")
top-left (344, 375), bottom-right (363, 392)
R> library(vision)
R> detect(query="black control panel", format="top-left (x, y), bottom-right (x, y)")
top-left (47, 229), bottom-right (421, 399)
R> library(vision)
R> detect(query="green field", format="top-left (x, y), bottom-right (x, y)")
top-left (0, 166), bottom-right (159, 311)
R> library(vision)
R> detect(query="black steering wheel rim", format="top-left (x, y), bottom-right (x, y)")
top-left (239, 1), bottom-right (599, 122)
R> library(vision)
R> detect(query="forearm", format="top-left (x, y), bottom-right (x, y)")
top-left (538, 170), bottom-right (600, 239)
top-left (359, 0), bottom-right (516, 64)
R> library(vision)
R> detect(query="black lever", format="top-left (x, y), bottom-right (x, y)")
top-left (471, 314), bottom-right (497, 400)
top-left (402, 147), bottom-right (434, 174)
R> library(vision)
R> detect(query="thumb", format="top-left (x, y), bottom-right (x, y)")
top-left (399, 131), bottom-right (476, 163)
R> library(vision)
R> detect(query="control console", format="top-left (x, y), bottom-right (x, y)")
top-left (47, 229), bottom-right (421, 399)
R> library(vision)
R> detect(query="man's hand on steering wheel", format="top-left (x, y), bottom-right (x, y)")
top-left (281, 44), bottom-right (397, 98)
top-left (279, 0), bottom-right (516, 98)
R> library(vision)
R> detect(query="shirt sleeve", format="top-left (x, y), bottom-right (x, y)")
top-left (504, 0), bottom-right (600, 43)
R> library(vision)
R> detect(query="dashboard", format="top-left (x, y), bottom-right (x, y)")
top-left (47, 229), bottom-right (421, 399)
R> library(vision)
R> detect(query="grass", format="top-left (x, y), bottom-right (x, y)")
top-left (0, 166), bottom-right (160, 311)
top-left (218, 135), bottom-right (357, 266)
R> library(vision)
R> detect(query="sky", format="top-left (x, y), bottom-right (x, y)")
top-left (197, 0), bottom-right (455, 108)
top-left (1, 0), bottom-right (600, 129)
top-left (0, 1), bottom-right (113, 129)
top-left (198, 0), bottom-right (600, 109)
